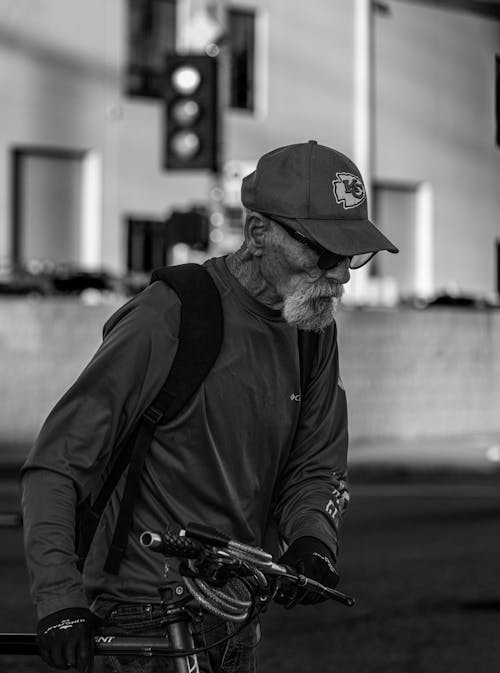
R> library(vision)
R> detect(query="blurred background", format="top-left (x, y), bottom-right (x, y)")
top-left (1, 1), bottom-right (500, 671)
top-left (1, 0), bottom-right (499, 459)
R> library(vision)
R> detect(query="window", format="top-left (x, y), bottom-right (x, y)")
top-left (496, 239), bottom-right (500, 295)
top-left (227, 8), bottom-right (255, 111)
top-left (11, 148), bottom-right (85, 267)
top-left (496, 55), bottom-right (500, 146)
top-left (127, 217), bottom-right (169, 272)
top-left (125, 0), bottom-right (177, 99)
top-left (372, 184), bottom-right (417, 293)
top-left (126, 210), bottom-right (209, 272)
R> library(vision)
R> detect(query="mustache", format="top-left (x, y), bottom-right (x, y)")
top-left (282, 280), bottom-right (341, 332)
top-left (308, 279), bottom-right (344, 299)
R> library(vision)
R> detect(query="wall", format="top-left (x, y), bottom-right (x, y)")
top-left (1, 298), bottom-right (499, 457)
top-left (226, 0), bottom-right (356, 160)
top-left (1, 0), bottom-right (499, 291)
top-left (0, 298), bottom-right (115, 448)
top-left (336, 307), bottom-right (500, 439)
top-left (374, 2), bottom-right (500, 296)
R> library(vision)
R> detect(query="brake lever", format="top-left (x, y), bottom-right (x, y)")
top-left (274, 563), bottom-right (355, 607)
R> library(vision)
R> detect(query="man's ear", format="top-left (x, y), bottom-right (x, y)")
top-left (245, 213), bottom-right (269, 257)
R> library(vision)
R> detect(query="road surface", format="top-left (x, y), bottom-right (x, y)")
top-left (0, 472), bottom-right (499, 672)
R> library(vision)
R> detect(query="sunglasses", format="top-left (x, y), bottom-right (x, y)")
top-left (271, 218), bottom-right (376, 270)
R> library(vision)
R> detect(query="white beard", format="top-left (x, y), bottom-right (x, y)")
top-left (282, 279), bottom-right (343, 332)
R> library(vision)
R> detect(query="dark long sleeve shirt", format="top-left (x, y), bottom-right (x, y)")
top-left (21, 256), bottom-right (349, 619)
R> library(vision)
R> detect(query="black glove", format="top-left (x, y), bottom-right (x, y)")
top-left (36, 607), bottom-right (96, 672)
top-left (275, 536), bottom-right (339, 608)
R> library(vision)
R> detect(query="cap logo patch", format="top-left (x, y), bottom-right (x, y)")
top-left (332, 172), bottom-right (366, 210)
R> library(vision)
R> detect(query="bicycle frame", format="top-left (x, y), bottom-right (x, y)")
top-left (0, 633), bottom-right (181, 656)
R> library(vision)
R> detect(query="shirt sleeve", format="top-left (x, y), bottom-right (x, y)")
top-left (20, 283), bottom-right (181, 619)
top-left (273, 321), bottom-right (349, 561)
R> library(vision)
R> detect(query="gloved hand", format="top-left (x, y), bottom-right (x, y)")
top-left (275, 536), bottom-right (339, 608)
top-left (36, 607), bottom-right (96, 672)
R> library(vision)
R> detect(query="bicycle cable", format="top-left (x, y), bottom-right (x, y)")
top-left (148, 596), bottom-right (263, 659)
top-left (178, 544), bottom-right (269, 623)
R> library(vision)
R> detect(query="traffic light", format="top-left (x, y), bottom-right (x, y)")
top-left (163, 53), bottom-right (219, 172)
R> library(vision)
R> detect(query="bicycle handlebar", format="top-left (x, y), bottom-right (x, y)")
top-left (0, 524), bottom-right (354, 662)
top-left (140, 529), bottom-right (201, 558)
top-left (139, 523), bottom-right (355, 607)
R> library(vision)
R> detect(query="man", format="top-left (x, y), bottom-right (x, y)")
top-left (21, 140), bottom-right (398, 673)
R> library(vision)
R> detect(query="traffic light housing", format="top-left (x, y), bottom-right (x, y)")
top-left (163, 53), bottom-right (219, 172)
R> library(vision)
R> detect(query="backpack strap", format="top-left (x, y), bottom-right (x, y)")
top-left (77, 264), bottom-right (223, 575)
top-left (103, 264), bottom-right (223, 573)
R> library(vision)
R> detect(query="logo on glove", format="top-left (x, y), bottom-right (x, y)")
top-left (43, 617), bottom-right (87, 635)
top-left (312, 551), bottom-right (336, 574)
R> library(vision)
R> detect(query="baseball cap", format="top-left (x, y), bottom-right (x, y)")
top-left (241, 140), bottom-right (399, 260)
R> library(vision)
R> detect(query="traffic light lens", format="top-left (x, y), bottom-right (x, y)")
top-left (171, 65), bottom-right (201, 95)
top-left (170, 130), bottom-right (201, 160)
top-left (171, 99), bottom-right (200, 126)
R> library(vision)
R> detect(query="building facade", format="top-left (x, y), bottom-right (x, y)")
top-left (1, 0), bottom-right (499, 302)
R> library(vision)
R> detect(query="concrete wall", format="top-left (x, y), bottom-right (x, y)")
top-left (0, 298), bottom-right (116, 447)
top-left (336, 307), bottom-right (500, 439)
top-left (1, 298), bottom-right (499, 458)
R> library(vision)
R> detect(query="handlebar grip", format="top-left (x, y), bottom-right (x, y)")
top-left (140, 527), bottom-right (201, 558)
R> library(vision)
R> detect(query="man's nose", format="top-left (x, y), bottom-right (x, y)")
top-left (324, 258), bottom-right (350, 284)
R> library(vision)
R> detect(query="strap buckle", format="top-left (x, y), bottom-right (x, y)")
top-left (143, 405), bottom-right (163, 425)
